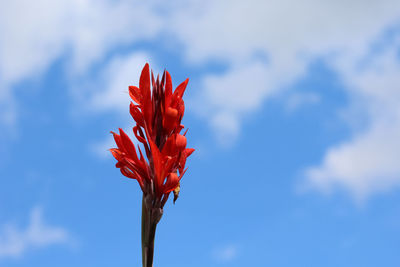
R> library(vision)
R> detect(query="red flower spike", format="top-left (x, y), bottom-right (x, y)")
top-left (109, 63), bottom-right (195, 267)
top-left (110, 63), bottom-right (194, 207)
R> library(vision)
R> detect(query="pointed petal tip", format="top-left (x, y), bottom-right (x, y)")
top-left (186, 148), bottom-right (195, 157)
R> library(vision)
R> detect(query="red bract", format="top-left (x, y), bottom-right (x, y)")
top-left (110, 63), bottom-right (194, 206)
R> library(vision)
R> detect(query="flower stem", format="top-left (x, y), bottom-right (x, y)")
top-left (141, 195), bottom-right (158, 267)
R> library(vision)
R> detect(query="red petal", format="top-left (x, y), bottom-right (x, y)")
top-left (149, 139), bottom-right (164, 191)
top-left (179, 149), bottom-right (194, 173)
top-left (119, 128), bottom-right (138, 161)
top-left (160, 70), bottom-right (166, 89)
top-left (151, 70), bottom-right (155, 88)
top-left (164, 156), bottom-right (175, 175)
top-left (140, 63), bottom-right (150, 98)
top-left (185, 148), bottom-right (195, 157)
top-left (109, 148), bottom-right (123, 161)
top-left (165, 71), bottom-right (173, 108)
top-left (120, 167), bottom-right (135, 179)
top-left (178, 99), bottom-right (185, 117)
top-left (173, 78), bottom-right (189, 99)
top-left (130, 103), bottom-right (144, 126)
top-left (137, 145), bottom-right (146, 164)
top-left (123, 158), bottom-right (146, 179)
top-left (111, 131), bottom-right (124, 151)
top-left (161, 134), bottom-right (175, 156)
top-left (140, 63), bottom-right (153, 130)
top-left (133, 126), bottom-right (147, 145)
top-left (128, 86), bottom-right (141, 104)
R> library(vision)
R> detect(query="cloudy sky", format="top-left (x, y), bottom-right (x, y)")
top-left (1, 0), bottom-right (400, 266)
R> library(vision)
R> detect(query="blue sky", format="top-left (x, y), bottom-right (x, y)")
top-left (1, 1), bottom-right (400, 266)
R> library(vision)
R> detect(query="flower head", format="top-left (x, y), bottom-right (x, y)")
top-left (110, 63), bottom-right (194, 206)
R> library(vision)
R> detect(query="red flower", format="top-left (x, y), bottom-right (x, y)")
top-left (110, 63), bottom-right (194, 206)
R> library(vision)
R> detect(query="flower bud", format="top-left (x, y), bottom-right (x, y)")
top-left (168, 172), bottom-right (179, 182)
top-left (175, 134), bottom-right (187, 151)
top-left (163, 172), bottom-right (179, 193)
top-left (163, 107), bottom-right (178, 131)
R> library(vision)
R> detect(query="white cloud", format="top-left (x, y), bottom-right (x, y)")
top-left (212, 244), bottom-right (238, 262)
top-left (210, 112), bottom-right (240, 147)
top-left (304, 43), bottom-right (400, 201)
top-left (170, 0), bottom-right (400, 64)
top-left (194, 59), bottom-right (305, 144)
top-left (67, 0), bottom-right (161, 74)
top-left (0, 206), bottom-right (71, 259)
top-left (0, 0), bottom-right (160, 83)
top-left (88, 52), bottom-right (151, 113)
top-left (0, 0), bottom-right (161, 127)
top-left (202, 61), bottom-right (271, 113)
top-left (305, 121), bottom-right (400, 200)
